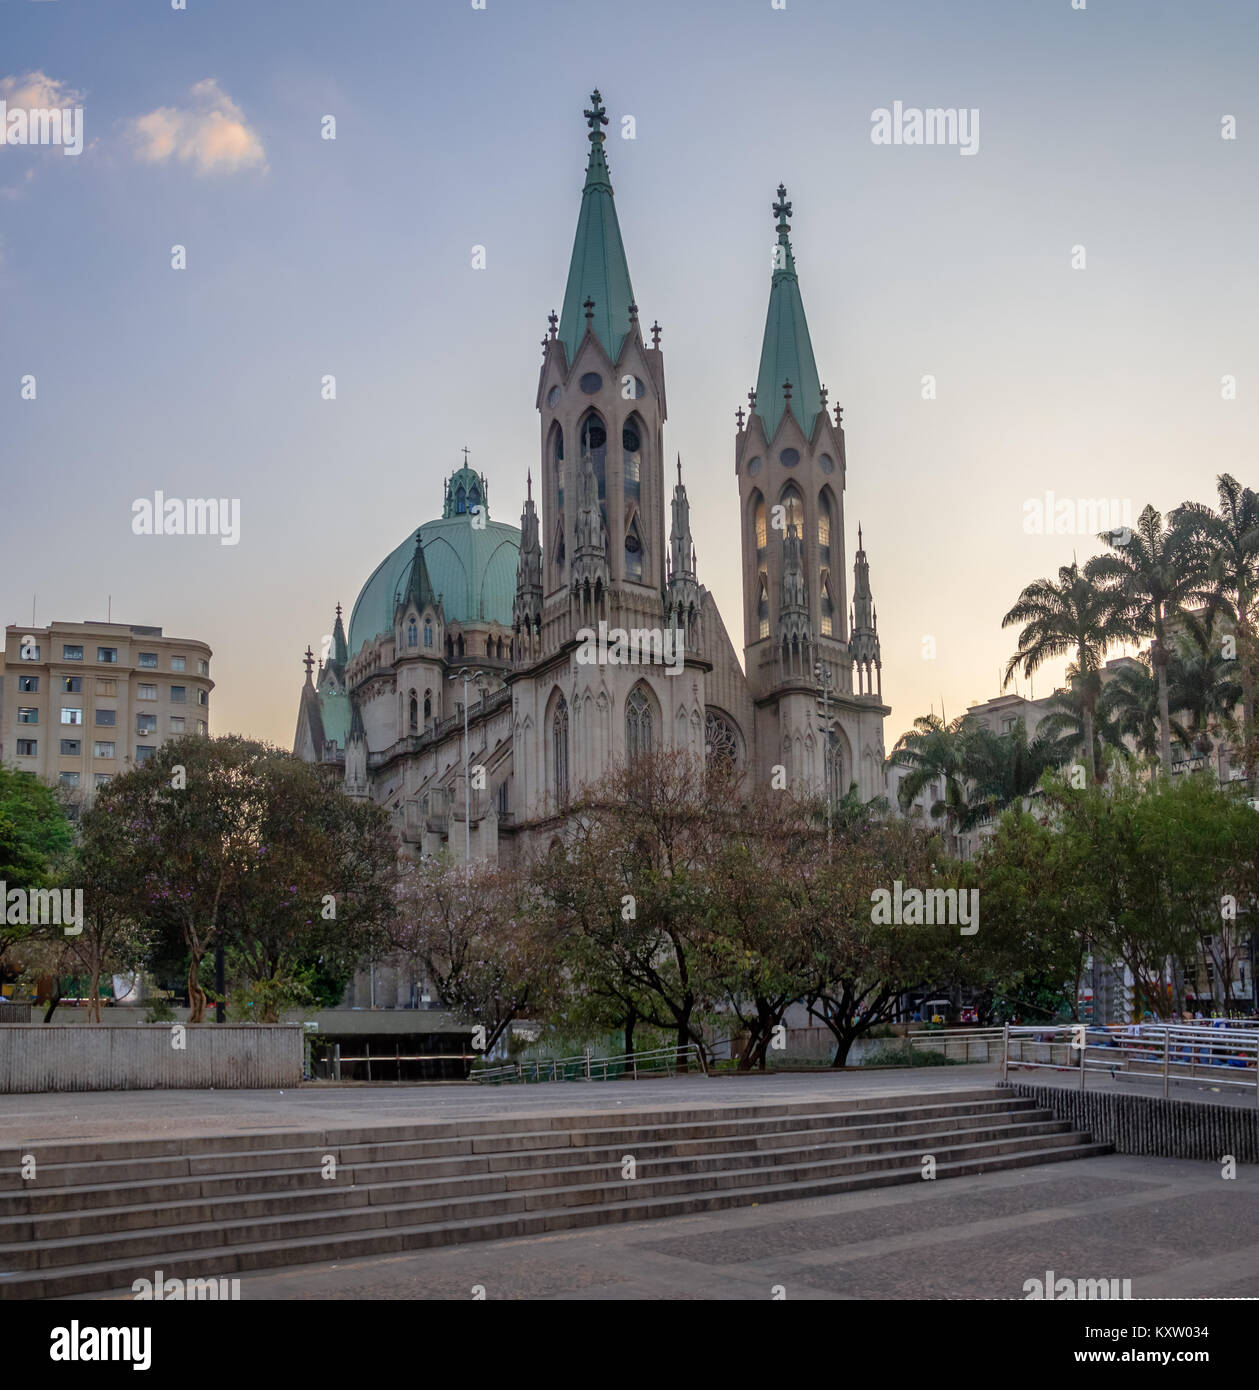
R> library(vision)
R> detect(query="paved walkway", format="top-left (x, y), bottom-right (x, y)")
top-left (78, 1152), bottom-right (1259, 1301)
top-left (0, 1067), bottom-right (1005, 1143)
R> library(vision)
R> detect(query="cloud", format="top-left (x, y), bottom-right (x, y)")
top-left (128, 78), bottom-right (265, 175)
top-left (0, 71), bottom-right (84, 113)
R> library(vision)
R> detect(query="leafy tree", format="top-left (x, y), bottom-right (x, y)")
top-left (0, 766), bottom-right (73, 970)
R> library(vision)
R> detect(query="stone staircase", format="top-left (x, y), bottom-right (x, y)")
top-left (0, 1085), bottom-right (1108, 1298)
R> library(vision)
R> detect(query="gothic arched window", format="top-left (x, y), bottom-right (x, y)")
top-left (818, 493), bottom-right (831, 559)
top-left (753, 496), bottom-right (767, 555)
top-left (423, 689), bottom-right (432, 722)
top-left (780, 485), bottom-right (804, 537)
top-left (407, 617), bottom-right (418, 648)
top-left (623, 416), bottom-right (642, 505)
top-left (757, 574), bottom-right (770, 640)
top-left (423, 619), bottom-right (433, 648)
top-left (581, 414), bottom-right (607, 508)
top-left (456, 485), bottom-right (467, 514)
top-left (468, 487), bottom-right (481, 512)
top-left (456, 633), bottom-right (464, 659)
top-left (409, 694), bottom-right (418, 733)
top-left (552, 694), bottom-right (569, 806)
top-left (825, 729), bottom-right (844, 807)
top-left (625, 686), bottom-right (653, 760)
top-left (624, 517), bottom-right (644, 583)
top-left (820, 570), bottom-right (835, 637)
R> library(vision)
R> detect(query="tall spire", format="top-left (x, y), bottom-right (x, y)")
top-left (558, 90), bottom-right (637, 365)
top-left (848, 524), bottom-right (882, 697)
top-left (754, 185), bottom-right (823, 441)
top-left (513, 475), bottom-right (543, 665)
top-left (403, 530), bottom-right (436, 612)
top-left (666, 456), bottom-right (700, 649)
top-left (331, 603), bottom-right (348, 667)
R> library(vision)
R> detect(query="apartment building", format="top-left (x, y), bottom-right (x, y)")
top-left (2, 620), bottom-right (212, 796)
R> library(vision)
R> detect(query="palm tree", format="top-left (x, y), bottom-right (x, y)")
top-left (886, 714), bottom-right (976, 849)
top-left (1001, 560), bottom-right (1130, 783)
top-left (1099, 657), bottom-right (1189, 762)
top-left (1171, 474), bottom-right (1259, 784)
top-left (1166, 609), bottom-right (1243, 758)
top-left (960, 718), bottom-right (1074, 826)
top-left (1091, 505), bottom-right (1212, 776)
top-left (1036, 677), bottom-right (1127, 779)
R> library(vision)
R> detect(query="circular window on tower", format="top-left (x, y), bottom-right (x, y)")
top-left (818, 453), bottom-right (835, 475)
top-left (579, 372), bottom-right (603, 395)
top-left (547, 385), bottom-right (562, 407)
top-left (780, 447), bottom-right (800, 468)
top-left (746, 456), bottom-right (761, 476)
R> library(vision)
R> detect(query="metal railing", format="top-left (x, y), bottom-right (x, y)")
top-left (474, 1043), bottom-right (706, 1085)
top-left (1001, 1022), bottom-right (1259, 1105)
top-left (907, 1026), bottom-right (1004, 1063)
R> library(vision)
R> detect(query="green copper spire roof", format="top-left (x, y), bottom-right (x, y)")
top-left (403, 530), bottom-right (437, 612)
top-left (754, 185), bottom-right (823, 441)
top-left (331, 603), bottom-right (348, 666)
top-left (558, 90), bottom-right (636, 365)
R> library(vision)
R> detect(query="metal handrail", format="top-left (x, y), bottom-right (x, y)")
top-left (474, 1042), bottom-right (706, 1085)
top-left (1001, 1022), bottom-right (1259, 1106)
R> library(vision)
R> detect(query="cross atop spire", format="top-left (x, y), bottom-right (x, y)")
top-left (773, 183), bottom-right (792, 231)
top-left (462, 445), bottom-right (470, 466)
top-left (584, 89), bottom-right (608, 140)
top-left (303, 646), bottom-right (315, 683)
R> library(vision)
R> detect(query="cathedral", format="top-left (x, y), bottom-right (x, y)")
top-left (294, 90), bottom-right (889, 865)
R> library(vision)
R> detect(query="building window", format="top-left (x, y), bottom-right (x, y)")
top-left (94, 742), bottom-right (115, 759)
top-left (169, 718), bottom-right (184, 734)
top-left (820, 571), bottom-right (835, 637)
top-left (135, 745), bottom-right (156, 762)
top-left (754, 499), bottom-right (767, 554)
top-left (409, 695), bottom-right (418, 733)
top-left (18, 708), bottom-right (38, 724)
top-left (19, 642), bottom-right (41, 661)
top-left (197, 659), bottom-right (209, 676)
top-left (704, 711), bottom-right (738, 769)
top-left (625, 687), bottom-right (653, 760)
top-left (16, 739), bottom-right (36, 757)
top-left (136, 714), bottom-right (157, 734)
top-left (824, 730), bottom-right (844, 807)
top-left (1001, 717), bottom-right (1016, 734)
top-left (95, 709), bottom-right (116, 727)
top-left (197, 720), bottom-right (207, 735)
top-left (423, 690), bottom-right (432, 722)
top-left (94, 773), bottom-right (112, 787)
top-left (624, 521), bottom-right (643, 582)
top-left (623, 420), bottom-right (641, 504)
top-left (61, 708), bottom-right (83, 725)
top-left (757, 575), bottom-right (770, 640)
top-left (138, 684), bottom-right (157, 700)
top-left (169, 686), bottom-right (186, 703)
top-left (18, 675), bottom-right (38, 693)
top-left (59, 771), bottom-right (80, 787)
top-left (407, 618), bottom-right (418, 648)
top-left (497, 779), bottom-right (509, 816)
top-left (456, 485), bottom-right (467, 514)
top-left (138, 652), bottom-right (158, 669)
top-left (423, 620), bottom-right (433, 648)
top-left (96, 678), bottom-right (115, 695)
top-left (170, 656), bottom-right (186, 672)
top-left (60, 739), bottom-right (81, 756)
top-left (552, 694), bottom-right (569, 806)
top-left (62, 645), bottom-right (82, 662)
top-left (62, 676), bottom-right (82, 693)
top-left (818, 496), bottom-right (831, 558)
top-left (197, 688), bottom-right (208, 706)
top-left (97, 647), bottom-right (117, 664)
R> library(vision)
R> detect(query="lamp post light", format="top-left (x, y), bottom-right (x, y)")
top-left (814, 659), bottom-right (834, 853)
top-left (449, 667), bottom-right (487, 882)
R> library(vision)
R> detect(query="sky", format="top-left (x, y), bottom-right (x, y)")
top-left (2, 0), bottom-right (1258, 749)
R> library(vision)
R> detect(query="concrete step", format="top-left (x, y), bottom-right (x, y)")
top-left (0, 1087), bottom-right (1110, 1299)
top-left (6, 1140), bottom-right (1111, 1300)
top-left (0, 1116), bottom-right (1073, 1243)
top-left (0, 1095), bottom-right (1036, 1191)
top-left (0, 1101), bottom-right (1053, 1215)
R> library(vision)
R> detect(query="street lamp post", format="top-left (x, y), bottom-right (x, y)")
top-left (814, 659), bottom-right (834, 853)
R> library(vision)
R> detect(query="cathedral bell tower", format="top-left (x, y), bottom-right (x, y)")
top-left (535, 90), bottom-right (667, 656)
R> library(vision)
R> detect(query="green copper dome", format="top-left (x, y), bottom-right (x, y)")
top-left (347, 501), bottom-right (520, 658)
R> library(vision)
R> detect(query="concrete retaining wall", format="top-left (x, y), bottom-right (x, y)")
top-left (1010, 1081), bottom-right (1259, 1162)
top-left (0, 1025), bottom-right (304, 1093)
